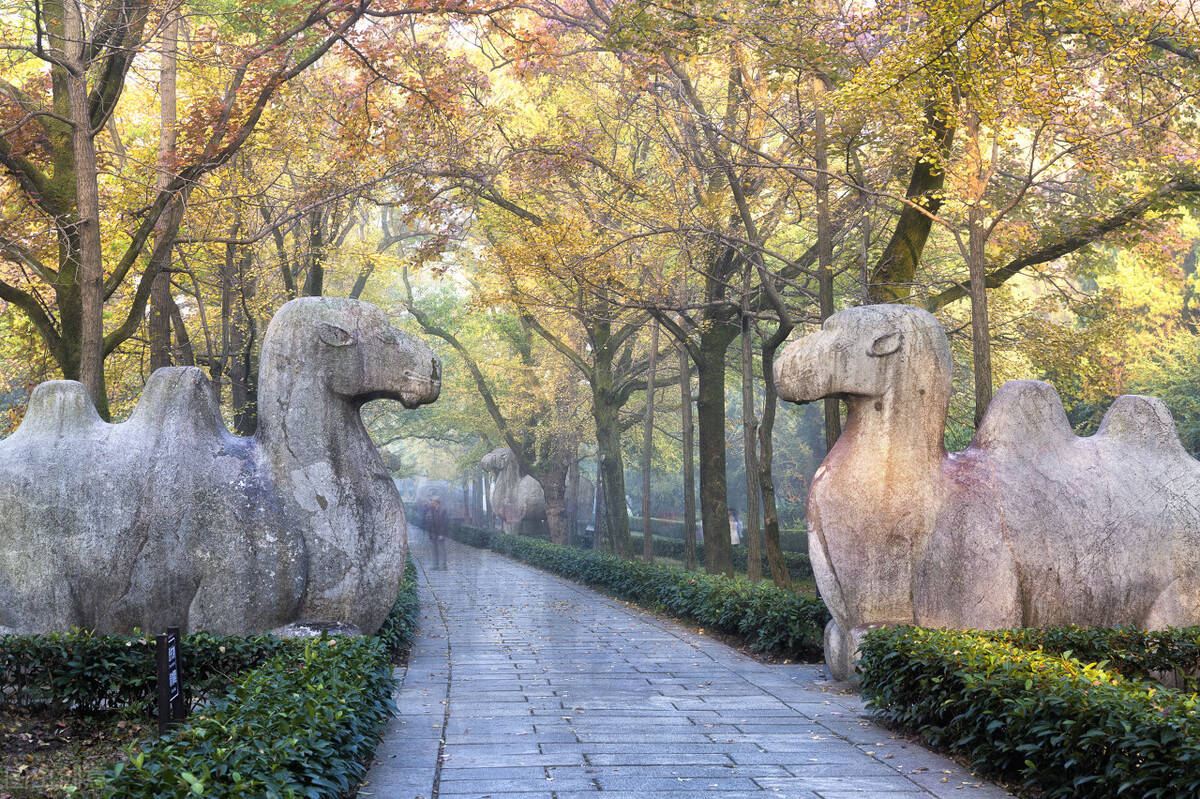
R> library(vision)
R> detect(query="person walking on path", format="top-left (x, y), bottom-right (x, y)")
top-left (427, 496), bottom-right (448, 569)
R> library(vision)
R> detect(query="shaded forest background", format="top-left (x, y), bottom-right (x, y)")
top-left (2, 0), bottom-right (1199, 576)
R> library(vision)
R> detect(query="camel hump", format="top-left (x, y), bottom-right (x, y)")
top-left (127, 367), bottom-right (228, 436)
top-left (7, 380), bottom-right (105, 440)
top-left (1096, 394), bottom-right (1187, 452)
top-left (972, 380), bottom-right (1074, 452)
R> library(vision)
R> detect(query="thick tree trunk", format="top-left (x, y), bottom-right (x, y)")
top-left (869, 103), bottom-right (956, 303)
top-left (641, 322), bottom-right (659, 561)
top-left (741, 309), bottom-right (762, 581)
top-left (813, 79), bottom-right (840, 449)
top-left (695, 323), bottom-right (737, 576)
top-left (592, 460), bottom-right (606, 551)
top-left (149, 9), bottom-right (178, 371)
top-left (544, 475), bottom-right (569, 546)
top-left (680, 344), bottom-right (698, 571)
top-left (228, 249), bottom-right (257, 436)
top-left (594, 390), bottom-right (632, 557)
top-left (758, 327), bottom-right (793, 589)
top-left (968, 208), bottom-right (992, 427)
top-left (64, 12), bottom-right (107, 418)
top-left (303, 211), bottom-right (324, 297)
top-left (566, 457), bottom-right (580, 546)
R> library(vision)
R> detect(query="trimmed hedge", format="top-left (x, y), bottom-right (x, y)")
top-left (102, 635), bottom-right (393, 798)
top-left (860, 626), bottom-right (1200, 798)
top-left (453, 525), bottom-right (828, 660)
top-left (628, 532), bottom-right (813, 580)
top-left (0, 557), bottom-right (421, 798)
top-left (0, 629), bottom-right (283, 716)
top-left (462, 524), bottom-right (812, 580)
top-left (982, 625), bottom-right (1200, 693)
top-left (629, 518), bottom-right (810, 554)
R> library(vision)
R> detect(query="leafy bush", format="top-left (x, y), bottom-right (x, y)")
top-left (0, 556), bottom-right (421, 798)
top-left (101, 559), bottom-right (422, 797)
top-left (860, 626), bottom-right (1200, 798)
top-left (628, 532), bottom-right (813, 579)
top-left (375, 558), bottom-right (421, 661)
top-left (102, 635), bottom-right (393, 798)
top-left (456, 526), bottom-right (827, 660)
top-left (982, 625), bottom-right (1200, 692)
top-left (0, 629), bottom-right (283, 716)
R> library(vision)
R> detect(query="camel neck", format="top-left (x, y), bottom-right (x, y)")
top-left (256, 373), bottom-right (372, 471)
top-left (830, 388), bottom-right (946, 479)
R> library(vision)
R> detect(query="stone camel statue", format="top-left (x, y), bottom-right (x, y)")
top-left (0, 297), bottom-right (440, 636)
top-left (480, 447), bottom-right (546, 534)
top-left (775, 304), bottom-right (1200, 681)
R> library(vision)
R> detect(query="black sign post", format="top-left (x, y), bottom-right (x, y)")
top-left (156, 626), bottom-right (187, 734)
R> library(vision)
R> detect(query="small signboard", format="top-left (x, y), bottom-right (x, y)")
top-left (156, 626), bottom-right (187, 734)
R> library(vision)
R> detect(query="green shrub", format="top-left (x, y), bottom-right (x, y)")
top-left (860, 626), bottom-right (1200, 798)
top-left (628, 531), bottom-right (813, 579)
top-left (982, 625), bottom-right (1200, 692)
top-left (101, 559), bottom-right (422, 797)
top-left (102, 635), bottom-right (393, 798)
top-left (0, 629), bottom-right (283, 716)
top-left (0, 556), bottom-right (421, 798)
top-left (375, 558), bottom-right (421, 660)
top-left (465, 527), bottom-right (827, 660)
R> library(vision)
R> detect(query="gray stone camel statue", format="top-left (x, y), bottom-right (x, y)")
top-left (480, 447), bottom-right (546, 534)
top-left (775, 304), bottom-right (1200, 681)
top-left (0, 297), bottom-right (440, 636)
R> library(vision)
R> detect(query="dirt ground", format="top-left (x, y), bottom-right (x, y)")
top-left (0, 708), bottom-right (150, 798)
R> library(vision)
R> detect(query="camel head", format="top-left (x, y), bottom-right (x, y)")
top-left (774, 304), bottom-right (951, 405)
top-left (260, 297), bottom-right (441, 409)
top-left (480, 447), bottom-right (515, 474)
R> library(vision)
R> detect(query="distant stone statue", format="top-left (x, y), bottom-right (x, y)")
top-left (0, 298), bottom-right (440, 636)
top-left (480, 447), bottom-right (546, 534)
top-left (775, 304), bottom-right (1200, 681)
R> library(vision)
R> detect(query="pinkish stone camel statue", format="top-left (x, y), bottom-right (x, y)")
top-left (775, 304), bottom-right (1200, 681)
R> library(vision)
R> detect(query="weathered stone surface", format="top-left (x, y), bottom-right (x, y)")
top-left (0, 297), bottom-right (440, 636)
top-left (775, 304), bottom-right (1200, 681)
top-left (480, 447), bottom-right (546, 534)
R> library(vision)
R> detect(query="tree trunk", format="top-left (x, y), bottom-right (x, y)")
top-left (813, 77), bottom-right (840, 450)
top-left (484, 473), bottom-right (495, 530)
top-left (740, 307), bottom-right (762, 581)
top-left (566, 457), bottom-right (580, 546)
top-left (592, 460), bottom-right (606, 551)
top-left (149, 9), bottom-right (179, 371)
top-left (594, 390), bottom-right (632, 557)
top-left (641, 322), bottom-right (659, 561)
top-left (543, 443), bottom-right (572, 546)
top-left (680, 344), bottom-right (698, 571)
top-left (695, 323), bottom-right (737, 576)
top-left (758, 326), bottom-right (793, 589)
top-left (228, 248), bottom-right (257, 436)
top-left (64, 2), bottom-right (107, 418)
top-left (303, 211), bottom-right (325, 297)
top-left (869, 102), bottom-right (956, 302)
top-left (968, 206), bottom-right (992, 427)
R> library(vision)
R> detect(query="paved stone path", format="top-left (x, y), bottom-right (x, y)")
top-left (361, 535), bottom-right (1012, 799)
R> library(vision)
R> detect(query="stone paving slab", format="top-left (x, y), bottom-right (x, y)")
top-left (361, 535), bottom-right (1012, 799)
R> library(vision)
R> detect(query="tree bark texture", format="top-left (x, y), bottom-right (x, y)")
top-left (741, 309), bottom-right (762, 581)
top-left (696, 323), bottom-right (738, 576)
top-left (680, 344), bottom-right (698, 571)
top-left (641, 322), bottom-right (659, 562)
